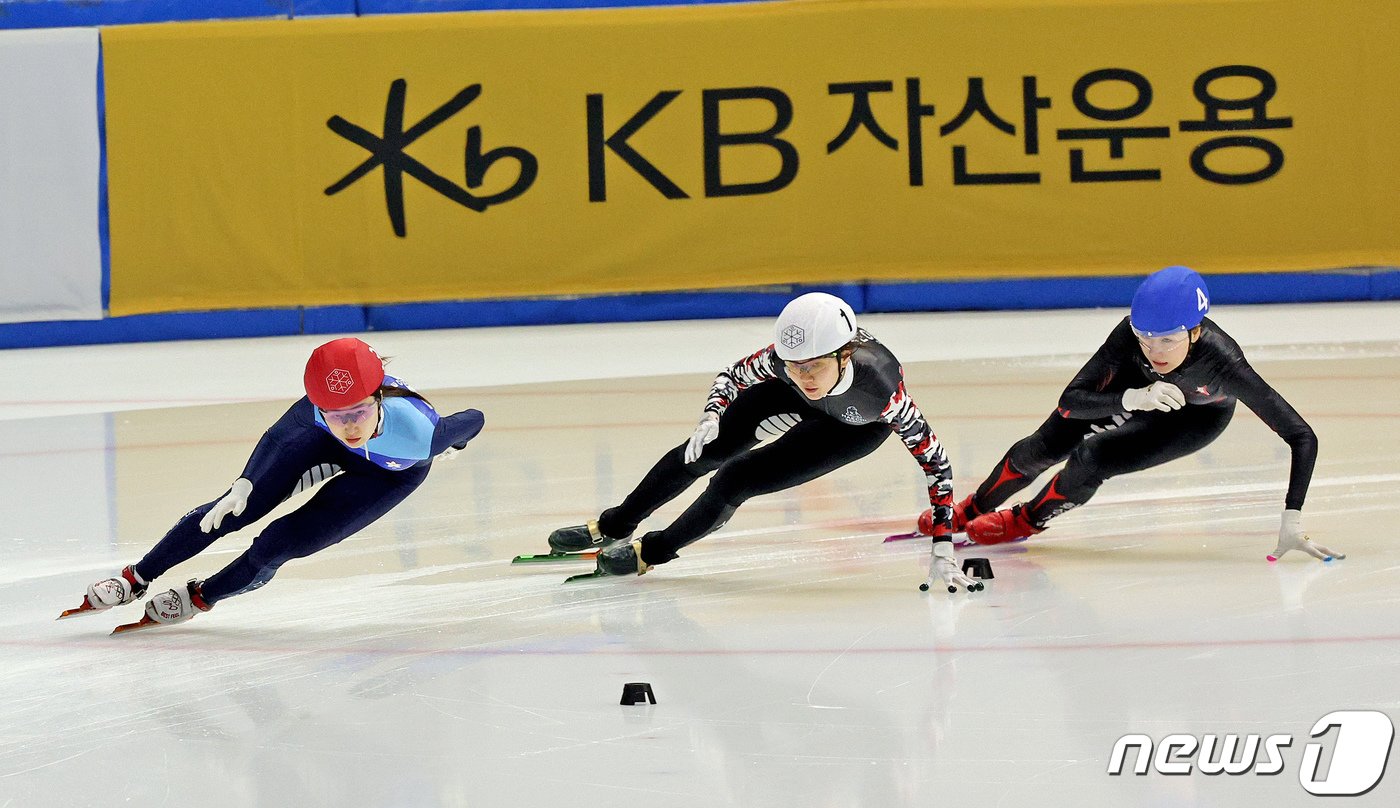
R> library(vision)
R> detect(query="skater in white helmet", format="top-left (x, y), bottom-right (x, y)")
top-left (61, 338), bottom-right (485, 633)
top-left (917, 265), bottom-right (1341, 563)
top-left (542, 292), bottom-right (980, 593)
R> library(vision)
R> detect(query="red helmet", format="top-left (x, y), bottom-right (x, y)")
top-left (303, 338), bottom-right (385, 410)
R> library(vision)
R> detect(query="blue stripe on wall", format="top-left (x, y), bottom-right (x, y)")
top-left (365, 284), bottom-right (867, 331)
top-left (0, 1), bottom-right (295, 29)
top-left (3, 271), bottom-right (1396, 350)
top-left (0, 0), bottom-right (734, 28)
top-left (293, 0), bottom-right (358, 14)
top-left (97, 38), bottom-right (111, 313)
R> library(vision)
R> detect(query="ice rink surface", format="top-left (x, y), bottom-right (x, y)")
top-left (3, 302), bottom-right (1399, 807)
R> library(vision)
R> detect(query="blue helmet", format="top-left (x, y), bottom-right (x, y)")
top-left (1130, 265), bottom-right (1210, 337)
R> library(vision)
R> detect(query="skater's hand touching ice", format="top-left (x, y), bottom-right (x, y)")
top-left (1268, 509), bottom-right (1344, 562)
top-left (1122, 381), bottom-right (1186, 412)
top-left (200, 478), bottom-right (252, 533)
top-left (926, 541), bottom-right (982, 594)
top-left (684, 413), bottom-right (720, 464)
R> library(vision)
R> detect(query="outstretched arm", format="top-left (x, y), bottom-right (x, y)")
top-left (880, 381), bottom-right (954, 538)
top-left (1230, 362), bottom-right (1338, 562)
top-left (1232, 360), bottom-right (1317, 510)
top-left (431, 408), bottom-right (485, 455)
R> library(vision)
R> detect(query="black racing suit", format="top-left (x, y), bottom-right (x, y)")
top-left (970, 316), bottom-right (1316, 526)
top-left (597, 330), bottom-right (955, 566)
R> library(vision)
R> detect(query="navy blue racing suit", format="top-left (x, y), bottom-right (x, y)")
top-left (134, 376), bottom-right (484, 603)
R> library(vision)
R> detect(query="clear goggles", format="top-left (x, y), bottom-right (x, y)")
top-left (1131, 323), bottom-right (1191, 351)
top-left (321, 399), bottom-right (379, 426)
top-left (782, 351), bottom-right (841, 376)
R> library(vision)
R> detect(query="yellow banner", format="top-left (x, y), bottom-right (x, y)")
top-left (103, 0), bottom-right (1400, 315)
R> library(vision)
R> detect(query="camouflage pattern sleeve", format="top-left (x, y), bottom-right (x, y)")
top-left (879, 380), bottom-right (954, 537)
top-left (703, 344), bottom-right (782, 417)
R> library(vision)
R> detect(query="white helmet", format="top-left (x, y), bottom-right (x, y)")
top-left (774, 293), bottom-right (858, 361)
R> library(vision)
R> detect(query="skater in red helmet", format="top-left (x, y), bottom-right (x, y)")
top-left (61, 338), bottom-right (485, 632)
top-left (539, 292), bottom-right (980, 593)
top-left (919, 266), bottom-right (1341, 563)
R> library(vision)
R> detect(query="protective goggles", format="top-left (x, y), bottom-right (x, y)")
top-left (320, 399), bottom-right (379, 426)
top-left (782, 351), bottom-right (841, 376)
top-left (1131, 324), bottom-right (1191, 351)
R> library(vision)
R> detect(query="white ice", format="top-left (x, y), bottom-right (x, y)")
top-left (2, 301), bottom-right (1399, 807)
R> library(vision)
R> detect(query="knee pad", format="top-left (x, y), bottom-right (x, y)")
top-left (706, 465), bottom-right (753, 507)
top-left (1063, 445), bottom-right (1107, 489)
top-left (1009, 435), bottom-right (1056, 477)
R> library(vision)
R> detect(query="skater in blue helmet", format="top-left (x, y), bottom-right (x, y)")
top-left (916, 266), bottom-right (1341, 563)
top-left (61, 338), bottom-right (485, 632)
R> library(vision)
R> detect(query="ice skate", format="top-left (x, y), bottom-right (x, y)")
top-left (511, 549), bottom-right (598, 565)
top-left (546, 519), bottom-right (627, 553)
top-left (112, 580), bottom-right (211, 635)
top-left (58, 565), bottom-right (147, 619)
top-left (513, 519), bottom-right (623, 563)
top-left (565, 540), bottom-right (651, 583)
top-left (964, 504), bottom-right (1043, 546)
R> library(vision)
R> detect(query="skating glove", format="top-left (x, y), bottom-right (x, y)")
top-left (1269, 509), bottom-right (1345, 562)
top-left (1122, 381), bottom-right (1186, 412)
top-left (927, 541), bottom-right (981, 594)
top-left (684, 413), bottom-right (720, 464)
top-left (200, 478), bottom-right (252, 533)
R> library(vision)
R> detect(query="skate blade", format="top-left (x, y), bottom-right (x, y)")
top-left (110, 615), bottom-right (160, 635)
top-left (511, 551), bottom-right (598, 564)
top-left (56, 600), bottom-right (102, 620)
top-left (883, 531), bottom-right (925, 544)
top-left (886, 531), bottom-right (978, 547)
top-left (965, 535), bottom-right (1029, 547)
top-left (563, 570), bottom-right (610, 584)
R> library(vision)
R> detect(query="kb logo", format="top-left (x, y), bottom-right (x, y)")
top-left (1108, 710), bottom-right (1394, 796)
top-left (325, 79), bottom-right (538, 237)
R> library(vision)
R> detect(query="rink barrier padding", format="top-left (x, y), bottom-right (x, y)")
top-left (2, 270), bottom-right (1397, 350)
top-left (0, 0), bottom-right (734, 31)
top-left (99, 1), bottom-right (1400, 316)
top-left (0, 2), bottom-right (307, 30)
top-left (3, 0), bottom-right (1399, 347)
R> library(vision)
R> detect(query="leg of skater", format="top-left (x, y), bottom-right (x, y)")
top-left (966, 406), bottom-right (1233, 544)
top-left (548, 381), bottom-right (807, 552)
top-left (135, 464), bottom-right (429, 628)
top-left (593, 417), bottom-right (889, 576)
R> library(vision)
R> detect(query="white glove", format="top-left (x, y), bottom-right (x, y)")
top-left (925, 542), bottom-right (983, 594)
top-left (1268, 509), bottom-right (1345, 562)
top-left (437, 441), bottom-right (470, 462)
top-left (1122, 381), bottom-right (1186, 412)
top-left (684, 413), bottom-right (721, 464)
top-left (199, 478), bottom-right (253, 533)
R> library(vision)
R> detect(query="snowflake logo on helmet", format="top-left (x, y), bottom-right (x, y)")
top-left (780, 325), bottom-right (805, 350)
top-left (325, 368), bottom-right (355, 394)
